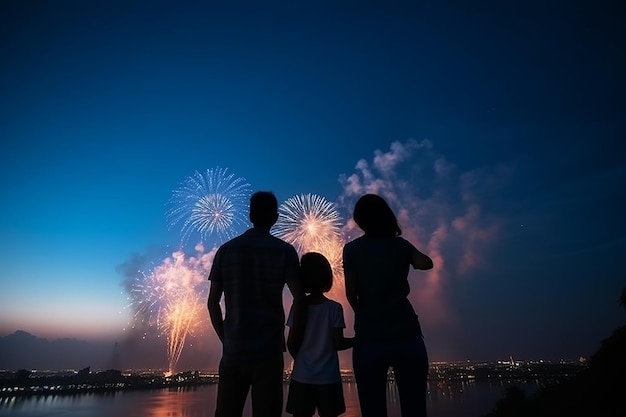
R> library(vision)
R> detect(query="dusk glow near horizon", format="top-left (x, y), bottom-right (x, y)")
top-left (1, 1), bottom-right (624, 371)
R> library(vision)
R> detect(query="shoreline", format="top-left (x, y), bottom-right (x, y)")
top-left (1, 359), bottom-right (585, 398)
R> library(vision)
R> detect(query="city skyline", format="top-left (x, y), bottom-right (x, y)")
top-left (1, 1), bottom-right (624, 368)
top-left (0, 327), bottom-right (591, 373)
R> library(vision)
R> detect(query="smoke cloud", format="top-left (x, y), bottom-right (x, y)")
top-left (338, 139), bottom-right (502, 326)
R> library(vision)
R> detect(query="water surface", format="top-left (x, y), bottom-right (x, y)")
top-left (0, 379), bottom-right (536, 417)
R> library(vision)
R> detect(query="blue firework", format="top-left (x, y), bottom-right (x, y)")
top-left (166, 168), bottom-right (252, 244)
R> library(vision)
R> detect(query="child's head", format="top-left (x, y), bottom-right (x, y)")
top-left (300, 252), bottom-right (333, 294)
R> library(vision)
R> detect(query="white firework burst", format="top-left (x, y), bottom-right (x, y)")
top-left (273, 193), bottom-right (343, 254)
top-left (166, 168), bottom-right (251, 244)
top-left (274, 193), bottom-right (346, 296)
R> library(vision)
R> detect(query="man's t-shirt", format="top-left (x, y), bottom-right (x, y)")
top-left (209, 227), bottom-right (299, 360)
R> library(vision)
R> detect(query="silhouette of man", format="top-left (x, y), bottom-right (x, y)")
top-left (208, 191), bottom-right (305, 417)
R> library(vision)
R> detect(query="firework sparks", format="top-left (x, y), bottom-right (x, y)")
top-left (126, 245), bottom-right (214, 374)
top-left (273, 194), bottom-right (346, 296)
top-left (274, 194), bottom-right (342, 253)
top-left (166, 168), bottom-right (252, 245)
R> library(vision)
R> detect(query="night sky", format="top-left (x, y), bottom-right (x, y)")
top-left (1, 1), bottom-right (624, 369)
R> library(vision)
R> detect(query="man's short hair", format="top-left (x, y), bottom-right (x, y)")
top-left (249, 191), bottom-right (279, 228)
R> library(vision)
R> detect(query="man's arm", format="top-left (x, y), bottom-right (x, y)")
top-left (207, 280), bottom-right (224, 343)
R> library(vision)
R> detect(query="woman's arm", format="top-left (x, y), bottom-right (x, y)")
top-left (410, 246), bottom-right (433, 270)
top-left (344, 266), bottom-right (359, 312)
top-left (333, 328), bottom-right (354, 351)
top-left (343, 246), bottom-right (359, 311)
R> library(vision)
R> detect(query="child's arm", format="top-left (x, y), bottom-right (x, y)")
top-left (333, 328), bottom-right (354, 351)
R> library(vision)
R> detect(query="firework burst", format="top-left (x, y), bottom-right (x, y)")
top-left (126, 246), bottom-right (214, 374)
top-left (166, 168), bottom-right (252, 245)
top-left (274, 194), bottom-right (342, 253)
top-left (273, 194), bottom-right (346, 295)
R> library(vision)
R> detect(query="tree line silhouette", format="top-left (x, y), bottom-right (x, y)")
top-left (484, 287), bottom-right (626, 417)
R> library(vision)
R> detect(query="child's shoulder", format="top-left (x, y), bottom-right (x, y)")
top-left (323, 297), bottom-right (344, 310)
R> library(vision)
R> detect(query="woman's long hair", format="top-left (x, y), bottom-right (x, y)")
top-left (352, 194), bottom-right (401, 237)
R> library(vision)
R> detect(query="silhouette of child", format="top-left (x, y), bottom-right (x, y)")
top-left (286, 252), bottom-right (354, 417)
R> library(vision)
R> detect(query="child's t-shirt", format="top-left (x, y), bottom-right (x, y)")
top-left (287, 298), bottom-right (346, 384)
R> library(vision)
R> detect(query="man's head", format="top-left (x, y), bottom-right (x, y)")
top-left (249, 191), bottom-right (279, 229)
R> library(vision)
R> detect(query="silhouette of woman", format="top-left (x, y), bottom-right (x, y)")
top-left (343, 194), bottom-right (433, 417)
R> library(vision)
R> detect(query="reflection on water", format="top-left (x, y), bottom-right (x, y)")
top-left (0, 380), bottom-right (539, 417)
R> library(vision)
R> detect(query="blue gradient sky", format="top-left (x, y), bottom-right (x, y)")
top-left (1, 1), bottom-right (624, 364)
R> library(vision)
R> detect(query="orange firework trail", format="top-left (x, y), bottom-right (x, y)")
top-left (126, 247), bottom-right (212, 374)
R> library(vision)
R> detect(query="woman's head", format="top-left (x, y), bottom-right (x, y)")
top-left (353, 194), bottom-right (402, 237)
top-left (300, 252), bottom-right (333, 294)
